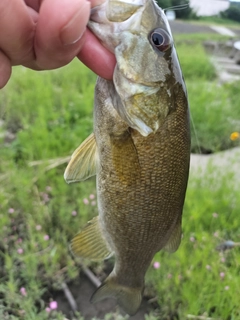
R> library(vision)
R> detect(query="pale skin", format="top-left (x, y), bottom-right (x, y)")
top-left (0, 0), bottom-right (116, 89)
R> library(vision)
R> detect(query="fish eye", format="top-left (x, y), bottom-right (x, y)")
top-left (149, 28), bottom-right (171, 52)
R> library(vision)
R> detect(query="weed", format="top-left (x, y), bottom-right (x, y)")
top-left (0, 35), bottom-right (240, 319)
top-left (147, 171), bottom-right (240, 319)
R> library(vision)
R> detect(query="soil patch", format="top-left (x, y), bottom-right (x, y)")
top-left (53, 273), bottom-right (154, 319)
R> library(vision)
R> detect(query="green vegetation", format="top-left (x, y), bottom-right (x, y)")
top-left (221, 4), bottom-right (240, 23)
top-left (195, 15), bottom-right (240, 26)
top-left (0, 35), bottom-right (240, 319)
top-left (176, 42), bottom-right (216, 80)
top-left (0, 61), bottom-right (98, 320)
top-left (174, 36), bottom-right (240, 153)
top-left (148, 171), bottom-right (240, 319)
top-left (174, 32), bottom-right (233, 43)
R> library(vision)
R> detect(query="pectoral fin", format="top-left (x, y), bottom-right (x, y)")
top-left (163, 220), bottom-right (182, 253)
top-left (64, 133), bottom-right (97, 183)
top-left (70, 216), bottom-right (112, 261)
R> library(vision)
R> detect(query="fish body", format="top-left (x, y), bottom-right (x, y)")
top-left (64, 0), bottom-right (190, 315)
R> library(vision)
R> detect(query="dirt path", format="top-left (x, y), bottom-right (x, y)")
top-left (54, 273), bottom-right (153, 320)
top-left (169, 20), bottom-right (218, 34)
top-left (169, 20), bottom-right (240, 37)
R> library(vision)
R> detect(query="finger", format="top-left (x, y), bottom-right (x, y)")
top-left (0, 0), bottom-right (36, 65)
top-left (0, 51), bottom-right (12, 89)
top-left (26, 6), bottom-right (39, 23)
top-left (90, 0), bottom-right (106, 7)
top-left (34, 0), bottom-right (91, 70)
top-left (77, 29), bottom-right (116, 80)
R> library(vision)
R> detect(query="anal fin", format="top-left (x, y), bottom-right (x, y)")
top-left (70, 216), bottom-right (112, 261)
top-left (163, 219), bottom-right (182, 253)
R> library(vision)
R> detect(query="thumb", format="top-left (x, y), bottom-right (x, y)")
top-left (34, 0), bottom-right (91, 70)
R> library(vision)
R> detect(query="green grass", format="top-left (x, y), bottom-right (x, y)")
top-left (147, 171), bottom-right (240, 319)
top-left (189, 16), bottom-right (240, 27)
top-left (174, 32), bottom-right (234, 43)
top-left (187, 80), bottom-right (240, 153)
top-left (175, 40), bottom-right (240, 153)
top-left (176, 43), bottom-right (217, 80)
top-left (0, 60), bottom-right (99, 320)
top-left (1, 61), bottom-right (95, 162)
top-left (0, 36), bottom-right (240, 319)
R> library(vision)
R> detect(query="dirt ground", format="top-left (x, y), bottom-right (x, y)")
top-left (53, 273), bottom-right (154, 320)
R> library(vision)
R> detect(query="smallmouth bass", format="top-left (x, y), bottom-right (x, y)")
top-left (64, 0), bottom-right (190, 315)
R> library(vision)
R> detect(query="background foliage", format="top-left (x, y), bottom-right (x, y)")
top-left (221, 3), bottom-right (240, 23)
top-left (0, 31), bottom-right (240, 319)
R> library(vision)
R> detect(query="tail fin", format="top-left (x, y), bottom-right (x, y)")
top-left (90, 274), bottom-right (143, 316)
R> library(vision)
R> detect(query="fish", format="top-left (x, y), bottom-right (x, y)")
top-left (64, 0), bottom-right (190, 315)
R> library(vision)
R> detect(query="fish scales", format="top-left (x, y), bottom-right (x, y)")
top-left (64, 0), bottom-right (190, 315)
top-left (95, 77), bottom-right (188, 249)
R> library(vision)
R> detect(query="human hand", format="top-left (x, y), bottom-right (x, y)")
top-left (0, 0), bottom-right (116, 89)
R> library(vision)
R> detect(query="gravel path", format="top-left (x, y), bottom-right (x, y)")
top-left (190, 147), bottom-right (240, 184)
top-left (169, 20), bottom-right (218, 34)
top-left (169, 20), bottom-right (240, 38)
top-left (210, 25), bottom-right (236, 37)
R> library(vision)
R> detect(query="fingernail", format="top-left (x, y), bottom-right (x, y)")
top-left (60, 1), bottom-right (90, 45)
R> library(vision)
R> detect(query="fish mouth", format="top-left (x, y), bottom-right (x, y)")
top-left (89, 0), bottom-right (172, 136)
top-left (88, 0), bottom-right (147, 52)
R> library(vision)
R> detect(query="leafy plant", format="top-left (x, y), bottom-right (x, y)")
top-left (221, 4), bottom-right (240, 23)
top-left (1, 34), bottom-right (240, 319)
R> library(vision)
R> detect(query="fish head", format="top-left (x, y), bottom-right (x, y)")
top-left (89, 0), bottom-right (187, 136)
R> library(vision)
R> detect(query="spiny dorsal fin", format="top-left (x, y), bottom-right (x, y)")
top-left (64, 133), bottom-right (97, 183)
top-left (70, 216), bottom-right (112, 261)
top-left (91, 274), bottom-right (143, 316)
top-left (163, 219), bottom-right (182, 253)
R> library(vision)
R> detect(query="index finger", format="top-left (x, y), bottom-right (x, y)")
top-left (90, 0), bottom-right (106, 7)
top-left (0, 0), bottom-right (36, 64)
top-left (78, 0), bottom-right (116, 80)
top-left (34, 0), bottom-right (91, 70)
top-left (77, 28), bottom-right (116, 80)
